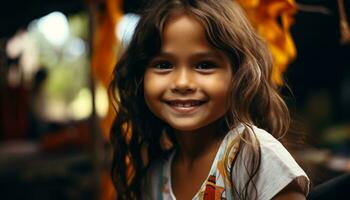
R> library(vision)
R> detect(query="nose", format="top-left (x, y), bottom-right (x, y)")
top-left (171, 67), bottom-right (196, 94)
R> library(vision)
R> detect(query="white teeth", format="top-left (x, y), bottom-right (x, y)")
top-left (170, 101), bottom-right (202, 107)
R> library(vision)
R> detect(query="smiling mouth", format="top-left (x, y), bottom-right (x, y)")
top-left (167, 101), bottom-right (205, 107)
top-left (164, 99), bottom-right (207, 113)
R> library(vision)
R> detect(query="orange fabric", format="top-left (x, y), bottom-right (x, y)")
top-left (91, 0), bottom-right (123, 199)
top-left (91, 0), bottom-right (123, 140)
top-left (237, 0), bottom-right (297, 85)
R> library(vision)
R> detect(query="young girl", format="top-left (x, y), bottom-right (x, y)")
top-left (109, 0), bottom-right (310, 199)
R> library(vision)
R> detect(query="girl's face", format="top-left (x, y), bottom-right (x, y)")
top-left (143, 14), bottom-right (233, 133)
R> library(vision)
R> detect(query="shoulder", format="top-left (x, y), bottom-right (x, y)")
top-left (253, 126), bottom-right (310, 198)
top-left (232, 125), bottom-right (310, 200)
top-left (253, 126), bottom-right (294, 160)
top-left (252, 126), bottom-right (306, 177)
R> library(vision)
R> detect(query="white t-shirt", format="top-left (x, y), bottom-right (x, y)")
top-left (142, 124), bottom-right (310, 200)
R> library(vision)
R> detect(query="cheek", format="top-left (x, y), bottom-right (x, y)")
top-left (143, 72), bottom-right (164, 109)
top-left (215, 85), bottom-right (231, 107)
top-left (203, 76), bottom-right (232, 108)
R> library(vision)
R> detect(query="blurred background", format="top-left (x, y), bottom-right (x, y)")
top-left (0, 0), bottom-right (349, 199)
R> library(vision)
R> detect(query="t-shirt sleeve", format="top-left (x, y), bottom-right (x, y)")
top-left (232, 127), bottom-right (310, 200)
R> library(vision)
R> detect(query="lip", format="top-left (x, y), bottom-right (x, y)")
top-left (164, 99), bottom-right (207, 114)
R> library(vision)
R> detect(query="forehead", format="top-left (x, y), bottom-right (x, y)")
top-left (161, 14), bottom-right (214, 53)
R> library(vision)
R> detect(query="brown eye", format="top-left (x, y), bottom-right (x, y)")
top-left (196, 61), bottom-right (217, 70)
top-left (153, 61), bottom-right (173, 70)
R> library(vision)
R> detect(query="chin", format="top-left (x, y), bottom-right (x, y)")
top-left (168, 122), bottom-right (207, 133)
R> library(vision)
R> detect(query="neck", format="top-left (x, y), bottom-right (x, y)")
top-left (173, 119), bottom-right (226, 167)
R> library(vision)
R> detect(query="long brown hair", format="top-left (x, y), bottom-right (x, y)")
top-left (109, 0), bottom-right (290, 199)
